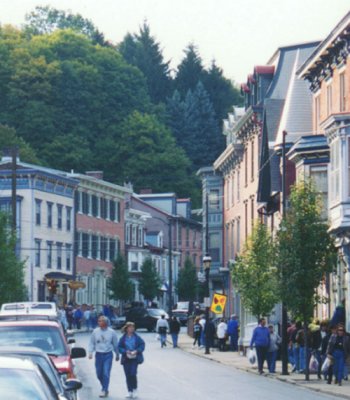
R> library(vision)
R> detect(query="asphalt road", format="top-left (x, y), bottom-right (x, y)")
top-left (74, 331), bottom-right (340, 400)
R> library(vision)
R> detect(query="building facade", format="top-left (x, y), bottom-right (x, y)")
top-left (0, 157), bottom-right (78, 304)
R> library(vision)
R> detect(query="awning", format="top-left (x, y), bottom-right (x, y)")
top-left (45, 272), bottom-right (73, 281)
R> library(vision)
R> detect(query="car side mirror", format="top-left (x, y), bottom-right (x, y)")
top-left (71, 347), bottom-right (86, 359)
top-left (64, 378), bottom-right (83, 391)
top-left (67, 337), bottom-right (75, 344)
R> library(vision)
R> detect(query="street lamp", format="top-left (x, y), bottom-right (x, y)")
top-left (203, 254), bottom-right (211, 355)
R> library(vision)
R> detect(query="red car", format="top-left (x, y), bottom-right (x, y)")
top-left (0, 320), bottom-right (85, 379)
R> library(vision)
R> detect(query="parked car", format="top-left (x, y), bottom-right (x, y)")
top-left (125, 307), bottom-right (169, 332)
top-left (112, 315), bottom-right (126, 330)
top-left (0, 346), bottom-right (82, 400)
top-left (0, 355), bottom-right (66, 399)
top-left (0, 319), bottom-right (86, 379)
top-left (0, 302), bottom-right (58, 317)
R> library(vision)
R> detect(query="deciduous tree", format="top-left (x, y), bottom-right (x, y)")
top-left (109, 255), bottom-right (133, 312)
top-left (177, 257), bottom-right (198, 301)
top-left (139, 257), bottom-right (160, 303)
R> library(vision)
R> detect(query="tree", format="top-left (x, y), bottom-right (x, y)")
top-left (175, 43), bottom-right (205, 96)
top-left (139, 257), bottom-right (160, 303)
top-left (233, 222), bottom-right (279, 320)
top-left (24, 6), bottom-right (108, 46)
top-left (177, 257), bottom-right (198, 301)
top-left (276, 181), bottom-right (335, 380)
top-left (119, 22), bottom-right (172, 103)
top-left (108, 255), bottom-right (133, 312)
top-left (0, 212), bottom-right (27, 305)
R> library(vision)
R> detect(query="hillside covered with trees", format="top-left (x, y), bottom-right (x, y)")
top-left (0, 6), bottom-right (243, 206)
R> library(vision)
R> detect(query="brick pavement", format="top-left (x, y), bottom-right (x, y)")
top-left (176, 333), bottom-right (350, 399)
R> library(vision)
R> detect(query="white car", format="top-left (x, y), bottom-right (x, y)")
top-left (0, 302), bottom-right (58, 317)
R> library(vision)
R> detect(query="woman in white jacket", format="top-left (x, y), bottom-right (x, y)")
top-left (217, 319), bottom-right (228, 352)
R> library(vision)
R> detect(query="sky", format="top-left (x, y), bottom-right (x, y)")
top-left (0, 0), bottom-right (349, 84)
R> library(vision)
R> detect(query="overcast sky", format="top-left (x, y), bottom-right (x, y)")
top-left (0, 0), bottom-right (349, 83)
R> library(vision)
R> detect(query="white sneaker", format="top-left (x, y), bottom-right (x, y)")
top-left (132, 390), bottom-right (138, 399)
top-left (125, 393), bottom-right (133, 399)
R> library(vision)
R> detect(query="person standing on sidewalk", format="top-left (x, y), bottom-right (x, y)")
top-left (250, 318), bottom-right (270, 374)
top-left (156, 314), bottom-right (169, 348)
top-left (227, 314), bottom-right (239, 351)
top-left (169, 316), bottom-right (181, 348)
top-left (327, 324), bottom-right (350, 386)
top-left (193, 317), bottom-right (202, 349)
top-left (267, 325), bottom-right (281, 373)
top-left (118, 322), bottom-right (145, 399)
top-left (88, 315), bottom-right (120, 398)
top-left (217, 318), bottom-right (228, 352)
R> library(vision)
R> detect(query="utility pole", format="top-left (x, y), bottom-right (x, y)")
top-left (11, 147), bottom-right (17, 235)
top-left (168, 217), bottom-right (173, 316)
top-left (281, 130), bottom-right (289, 375)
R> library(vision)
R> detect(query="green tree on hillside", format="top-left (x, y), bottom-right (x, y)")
top-left (24, 6), bottom-right (108, 46)
top-left (139, 257), bottom-right (160, 303)
top-left (109, 255), bottom-right (133, 312)
top-left (119, 22), bottom-right (172, 103)
top-left (176, 257), bottom-right (198, 301)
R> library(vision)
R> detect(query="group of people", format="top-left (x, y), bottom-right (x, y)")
top-left (250, 317), bottom-right (350, 385)
top-left (192, 314), bottom-right (240, 352)
top-left (88, 315), bottom-right (145, 399)
top-left (156, 315), bottom-right (181, 348)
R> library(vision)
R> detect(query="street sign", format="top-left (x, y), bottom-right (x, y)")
top-left (210, 293), bottom-right (227, 314)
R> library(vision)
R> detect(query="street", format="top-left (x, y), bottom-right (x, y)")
top-left (74, 331), bottom-right (340, 400)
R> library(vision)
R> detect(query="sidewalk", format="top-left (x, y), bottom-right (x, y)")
top-left (176, 333), bottom-right (350, 399)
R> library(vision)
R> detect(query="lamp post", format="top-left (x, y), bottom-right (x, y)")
top-left (203, 254), bottom-right (211, 355)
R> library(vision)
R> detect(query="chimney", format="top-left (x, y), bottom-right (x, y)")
top-left (139, 188), bottom-right (153, 194)
top-left (85, 171), bottom-right (104, 180)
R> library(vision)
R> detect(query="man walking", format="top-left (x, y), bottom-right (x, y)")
top-left (156, 314), bottom-right (169, 348)
top-left (88, 315), bottom-right (119, 398)
top-left (227, 314), bottom-right (239, 351)
top-left (169, 316), bottom-right (181, 348)
top-left (250, 318), bottom-right (270, 374)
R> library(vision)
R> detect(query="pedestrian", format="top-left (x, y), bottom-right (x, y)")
top-left (90, 306), bottom-right (98, 329)
top-left (66, 305), bottom-right (74, 330)
top-left (250, 318), bottom-right (270, 374)
top-left (169, 316), bottom-right (181, 348)
top-left (227, 314), bottom-right (239, 351)
top-left (267, 325), bottom-right (281, 373)
top-left (327, 324), bottom-right (350, 386)
top-left (199, 315), bottom-right (206, 348)
top-left (322, 325), bottom-right (336, 383)
top-left (287, 320), bottom-right (296, 368)
top-left (204, 318), bottom-right (216, 350)
top-left (217, 318), bottom-right (228, 352)
top-left (291, 321), bottom-right (302, 372)
top-left (193, 317), bottom-right (202, 349)
top-left (156, 314), bottom-right (169, 348)
top-left (74, 305), bottom-right (83, 330)
top-left (296, 323), bottom-right (311, 373)
top-left (118, 321), bottom-right (145, 399)
top-left (84, 306), bottom-right (91, 332)
top-left (88, 315), bottom-right (119, 398)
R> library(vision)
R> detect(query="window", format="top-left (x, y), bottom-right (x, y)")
top-left (132, 225), bottom-right (137, 246)
top-left (82, 233), bottom-right (89, 258)
top-left (110, 239), bottom-right (116, 261)
top-left (327, 85), bottom-right (332, 115)
top-left (116, 201), bottom-right (121, 222)
top-left (237, 170), bottom-right (240, 202)
top-left (35, 200), bottom-right (41, 226)
top-left (47, 202), bottom-right (52, 228)
top-left (66, 207), bottom-right (72, 231)
top-left (126, 224), bottom-right (130, 245)
top-left (138, 227), bottom-right (143, 247)
top-left (178, 225), bottom-right (182, 246)
top-left (251, 140), bottom-right (255, 181)
top-left (35, 240), bottom-right (41, 267)
top-left (315, 96), bottom-right (320, 133)
top-left (66, 244), bottom-right (71, 271)
top-left (251, 197), bottom-right (254, 230)
top-left (236, 218), bottom-right (241, 253)
top-left (244, 147), bottom-right (248, 186)
top-left (101, 198), bottom-right (107, 219)
top-left (47, 241), bottom-right (52, 269)
top-left (209, 189), bottom-right (220, 210)
top-left (92, 195), bottom-right (98, 217)
top-left (77, 232), bottom-right (82, 257)
top-left (232, 174), bottom-right (235, 206)
top-left (92, 235), bottom-right (98, 259)
top-left (186, 227), bottom-right (190, 248)
top-left (82, 192), bottom-right (89, 214)
top-left (101, 237), bottom-right (107, 261)
top-left (245, 202), bottom-right (248, 239)
top-left (209, 232), bottom-right (220, 262)
top-left (57, 205), bottom-right (63, 230)
top-left (228, 177), bottom-right (232, 208)
top-left (56, 242), bottom-right (62, 270)
top-left (131, 262), bottom-right (138, 272)
top-left (340, 73), bottom-right (346, 112)
top-left (110, 200), bottom-right (116, 221)
top-left (330, 139), bottom-right (340, 203)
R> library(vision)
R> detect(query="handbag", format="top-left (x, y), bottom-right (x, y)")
top-left (321, 357), bottom-right (330, 374)
top-left (126, 351), bottom-right (137, 359)
top-left (309, 354), bottom-right (319, 373)
top-left (247, 348), bottom-right (256, 365)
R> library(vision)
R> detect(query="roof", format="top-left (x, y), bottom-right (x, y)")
top-left (287, 134), bottom-right (329, 163)
top-left (0, 356), bottom-right (36, 370)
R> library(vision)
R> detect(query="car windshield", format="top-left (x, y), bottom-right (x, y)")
top-left (0, 326), bottom-right (67, 356)
top-left (0, 368), bottom-right (53, 400)
top-left (148, 309), bottom-right (167, 317)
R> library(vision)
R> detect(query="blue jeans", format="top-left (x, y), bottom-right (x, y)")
top-left (95, 352), bottom-right (113, 392)
top-left (267, 351), bottom-right (277, 373)
top-left (229, 334), bottom-right (238, 351)
top-left (200, 330), bottom-right (206, 347)
top-left (333, 350), bottom-right (345, 383)
top-left (288, 346), bottom-right (294, 366)
top-left (160, 333), bottom-right (167, 347)
top-left (292, 345), bottom-right (300, 371)
top-left (123, 359), bottom-right (138, 392)
top-left (171, 333), bottom-right (178, 348)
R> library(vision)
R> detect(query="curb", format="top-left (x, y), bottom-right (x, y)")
top-left (177, 343), bottom-right (350, 400)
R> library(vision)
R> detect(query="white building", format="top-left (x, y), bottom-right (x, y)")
top-left (0, 157), bottom-right (78, 303)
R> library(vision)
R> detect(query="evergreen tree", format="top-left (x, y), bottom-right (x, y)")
top-left (165, 90), bottom-right (185, 145)
top-left (233, 222), bottom-right (279, 320)
top-left (176, 257), bottom-right (198, 301)
top-left (175, 43), bottom-right (205, 96)
top-left (109, 255), bottom-right (133, 310)
top-left (139, 257), bottom-right (160, 303)
top-left (119, 22), bottom-right (172, 103)
top-left (0, 212), bottom-right (27, 305)
top-left (276, 181), bottom-right (335, 380)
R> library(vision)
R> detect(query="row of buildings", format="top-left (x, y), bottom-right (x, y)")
top-left (201, 11), bottom-right (350, 342)
top-left (0, 160), bottom-right (202, 310)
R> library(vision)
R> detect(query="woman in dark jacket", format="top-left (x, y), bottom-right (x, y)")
top-left (118, 322), bottom-right (145, 398)
top-left (327, 324), bottom-right (350, 386)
